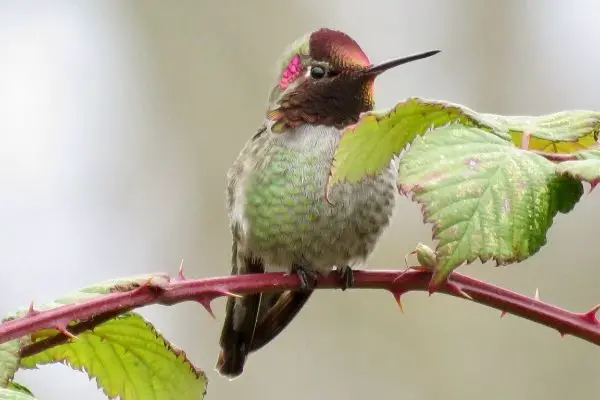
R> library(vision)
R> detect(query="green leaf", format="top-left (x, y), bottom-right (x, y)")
top-left (494, 110), bottom-right (600, 141)
top-left (574, 148), bottom-right (600, 160)
top-left (5, 383), bottom-right (33, 397)
top-left (0, 340), bottom-right (21, 388)
top-left (0, 388), bottom-right (36, 400)
top-left (398, 125), bottom-right (583, 284)
top-left (556, 159), bottom-right (600, 187)
top-left (328, 98), bottom-right (496, 188)
top-left (2, 273), bottom-right (206, 400)
top-left (328, 98), bottom-right (600, 190)
top-left (487, 111), bottom-right (600, 153)
top-left (3, 274), bottom-right (170, 319)
top-left (21, 313), bottom-right (207, 400)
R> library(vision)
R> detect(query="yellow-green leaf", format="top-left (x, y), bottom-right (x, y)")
top-left (5, 383), bottom-right (33, 398)
top-left (0, 341), bottom-right (20, 388)
top-left (495, 110), bottom-right (600, 141)
top-left (0, 388), bottom-right (36, 400)
top-left (556, 159), bottom-right (600, 187)
top-left (329, 98), bottom-right (600, 190)
top-left (492, 111), bottom-right (600, 153)
top-left (21, 313), bottom-right (207, 400)
top-left (399, 125), bottom-right (583, 283)
top-left (328, 98), bottom-right (493, 188)
top-left (2, 273), bottom-right (205, 399)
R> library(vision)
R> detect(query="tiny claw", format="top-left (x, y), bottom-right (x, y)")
top-left (338, 266), bottom-right (354, 291)
top-left (446, 282), bottom-right (473, 301)
top-left (579, 303), bottom-right (600, 324)
top-left (292, 264), bottom-right (319, 292)
top-left (177, 259), bottom-right (186, 281)
top-left (55, 322), bottom-right (77, 340)
top-left (196, 296), bottom-right (216, 319)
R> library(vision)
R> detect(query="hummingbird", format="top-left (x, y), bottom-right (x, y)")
top-left (216, 28), bottom-right (439, 378)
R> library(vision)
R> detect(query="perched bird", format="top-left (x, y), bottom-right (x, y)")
top-left (216, 28), bottom-right (439, 378)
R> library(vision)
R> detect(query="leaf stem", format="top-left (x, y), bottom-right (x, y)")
top-left (1, 270), bottom-right (599, 358)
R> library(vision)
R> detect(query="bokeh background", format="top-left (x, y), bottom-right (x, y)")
top-left (1, 1), bottom-right (599, 399)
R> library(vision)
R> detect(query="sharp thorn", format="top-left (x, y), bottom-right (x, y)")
top-left (558, 330), bottom-right (567, 338)
top-left (534, 288), bottom-right (540, 301)
top-left (26, 301), bottom-right (39, 317)
top-left (579, 303), bottom-right (600, 324)
top-left (196, 296), bottom-right (216, 319)
top-left (500, 310), bottom-right (507, 318)
top-left (446, 282), bottom-right (473, 301)
top-left (215, 289), bottom-right (242, 299)
top-left (587, 303), bottom-right (600, 316)
top-left (55, 323), bottom-right (77, 340)
top-left (390, 290), bottom-right (405, 313)
top-left (395, 296), bottom-right (404, 313)
top-left (177, 259), bottom-right (186, 281)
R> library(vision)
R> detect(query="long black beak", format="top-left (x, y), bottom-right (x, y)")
top-left (364, 50), bottom-right (440, 76)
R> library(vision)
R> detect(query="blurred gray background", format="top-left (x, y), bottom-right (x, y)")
top-left (1, 1), bottom-right (599, 399)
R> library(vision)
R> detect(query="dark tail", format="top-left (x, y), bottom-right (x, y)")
top-left (215, 336), bottom-right (245, 378)
top-left (216, 254), bottom-right (262, 379)
top-left (215, 289), bottom-right (313, 378)
top-left (216, 245), bottom-right (314, 378)
top-left (215, 301), bottom-right (257, 378)
top-left (249, 290), bottom-right (313, 352)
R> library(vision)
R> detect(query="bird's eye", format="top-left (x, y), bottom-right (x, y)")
top-left (310, 65), bottom-right (326, 79)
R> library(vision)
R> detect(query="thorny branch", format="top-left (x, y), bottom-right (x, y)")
top-left (1, 269), bottom-right (600, 358)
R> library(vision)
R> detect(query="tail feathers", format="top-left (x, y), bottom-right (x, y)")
top-left (215, 331), bottom-right (249, 379)
top-left (216, 251), bottom-right (263, 379)
top-left (216, 290), bottom-right (314, 379)
top-left (216, 246), bottom-right (314, 378)
top-left (216, 292), bottom-right (259, 379)
top-left (249, 290), bottom-right (313, 352)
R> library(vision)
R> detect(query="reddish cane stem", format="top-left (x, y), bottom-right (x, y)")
top-left (1, 270), bottom-right (599, 358)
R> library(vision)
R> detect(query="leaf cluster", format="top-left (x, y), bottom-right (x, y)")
top-left (2, 98), bottom-right (600, 398)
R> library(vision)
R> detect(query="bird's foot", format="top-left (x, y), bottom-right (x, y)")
top-left (338, 266), bottom-right (354, 291)
top-left (291, 264), bottom-right (319, 292)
